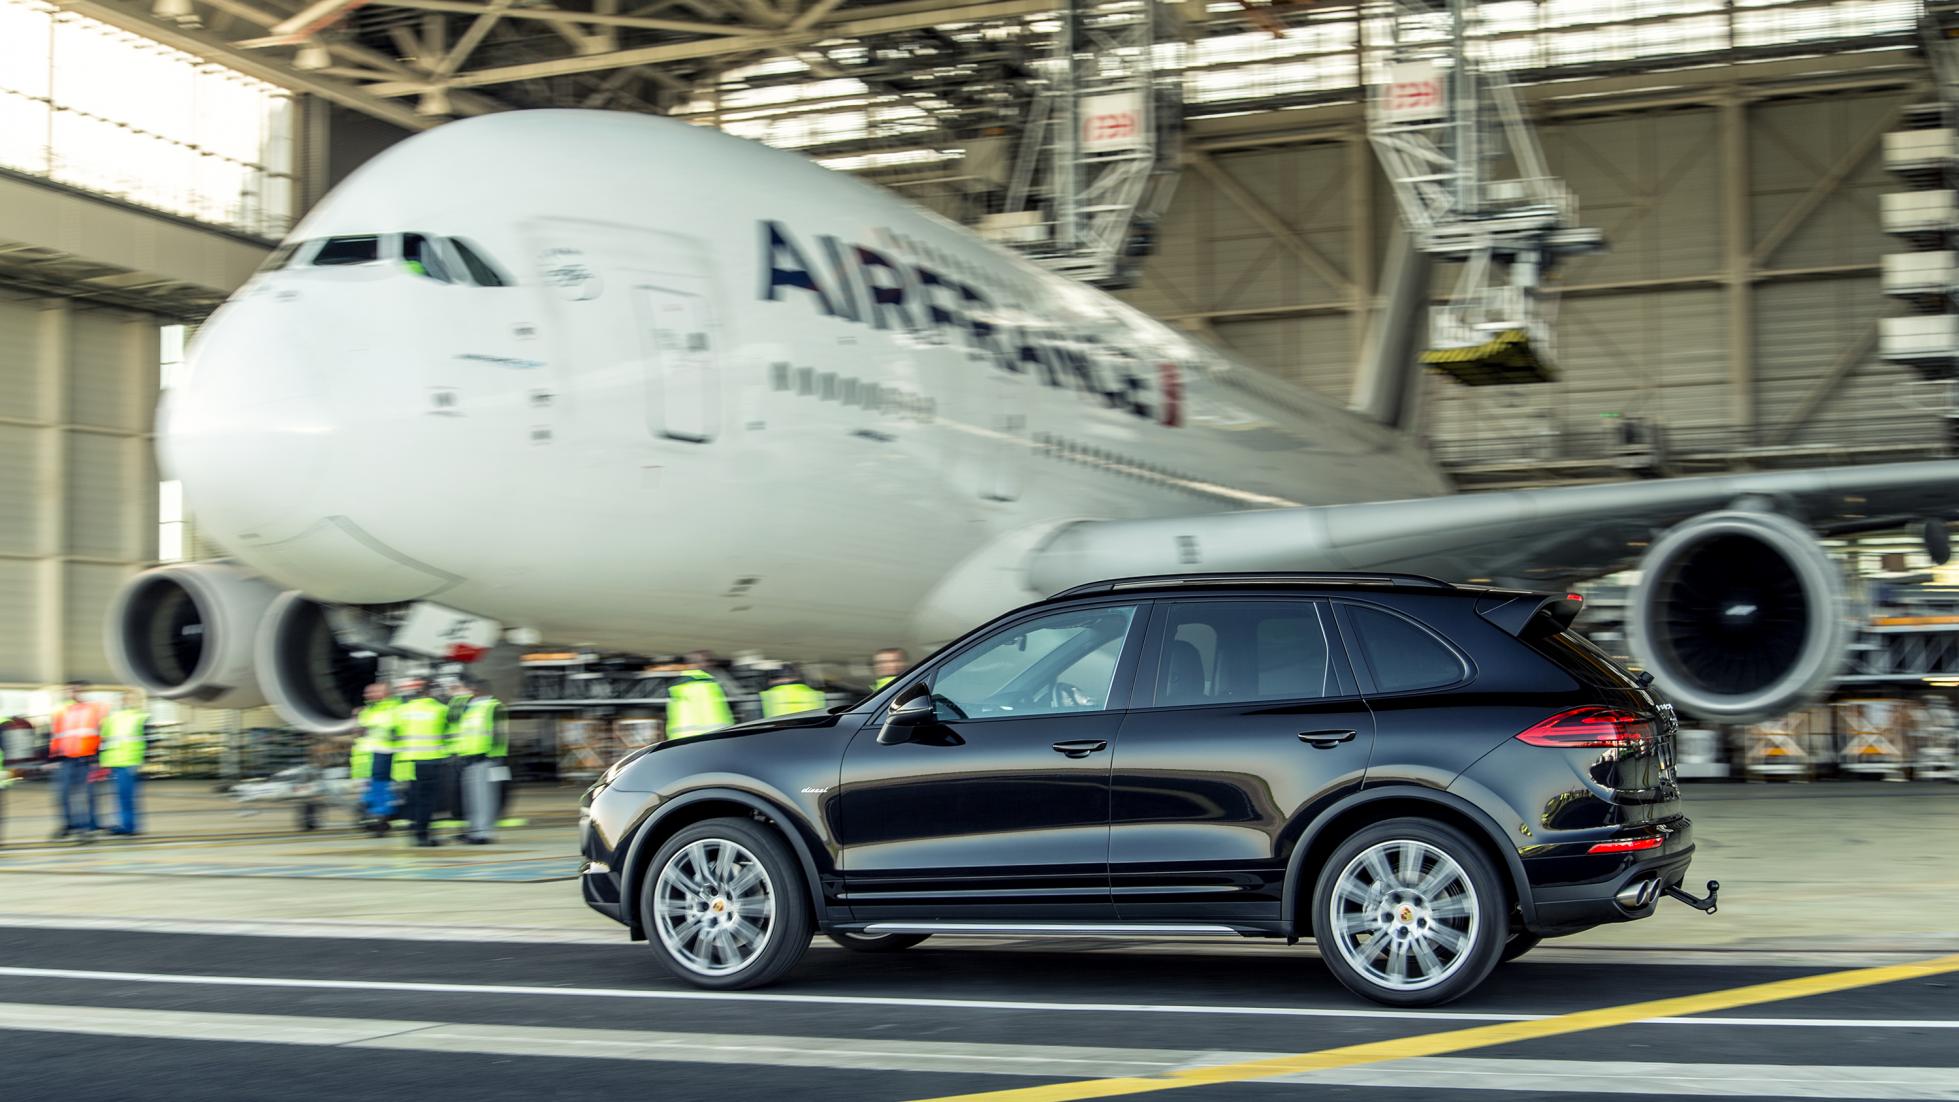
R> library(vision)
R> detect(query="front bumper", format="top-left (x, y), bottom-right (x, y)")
top-left (579, 807), bottom-right (629, 927)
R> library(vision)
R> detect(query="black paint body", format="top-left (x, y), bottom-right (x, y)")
top-left (581, 578), bottom-right (1693, 943)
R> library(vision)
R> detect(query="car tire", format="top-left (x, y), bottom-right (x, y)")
top-left (826, 932), bottom-right (931, 953)
top-left (1500, 931), bottom-right (1542, 964)
top-left (1312, 818), bottom-right (1508, 1007)
top-left (641, 817), bottom-right (813, 990)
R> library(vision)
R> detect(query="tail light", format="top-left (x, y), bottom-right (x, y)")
top-left (1517, 706), bottom-right (1656, 748)
top-left (1588, 837), bottom-right (1663, 854)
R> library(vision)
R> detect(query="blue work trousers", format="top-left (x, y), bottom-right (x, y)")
top-left (109, 765), bottom-right (140, 834)
top-left (56, 758), bottom-right (98, 833)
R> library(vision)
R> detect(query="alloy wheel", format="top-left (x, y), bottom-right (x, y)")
top-left (652, 837), bottom-right (776, 977)
top-left (1325, 839), bottom-right (1479, 992)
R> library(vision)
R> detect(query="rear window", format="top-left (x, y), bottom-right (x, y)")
top-left (1154, 599), bottom-right (1343, 706)
top-left (1528, 629), bottom-right (1643, 690)
top-left (1343, 603), bottom-right (1467, 694)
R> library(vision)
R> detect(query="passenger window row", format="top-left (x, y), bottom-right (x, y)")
top-left (260, 232), bottom-right (510, 287)
top-left (1033, 432), bottom-right (1205, 497)
top-left (921, 597), bottom-right (1470, 722)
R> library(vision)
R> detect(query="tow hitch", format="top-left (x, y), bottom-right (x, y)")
top-left (1663, 879), bottom-right (1720, 915)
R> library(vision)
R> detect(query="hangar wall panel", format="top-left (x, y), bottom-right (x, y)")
top-left (0, 299), bottom-right (41, 416)
top-left (0, 292), bottom-right (157, 686)
top-left (1120, 84), bottom-right (1933, 466)
top-left (0, 424), bottom-right (38, 557)
top-left (0, 560), bottom-right (35, 681)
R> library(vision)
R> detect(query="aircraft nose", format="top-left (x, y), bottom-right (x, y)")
top-left (161, 297), bottom-right (335, 545)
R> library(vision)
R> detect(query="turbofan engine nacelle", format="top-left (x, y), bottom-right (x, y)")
top-left (255, 590), bottom-right (377, 734)
top-left (105, 562), bottom-right (278, 710)
top-left (1627, 510), bottom-right (1847, 725)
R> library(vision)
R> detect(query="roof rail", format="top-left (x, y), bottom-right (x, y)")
top-left (1051, 572), bottom-right (1457, 599)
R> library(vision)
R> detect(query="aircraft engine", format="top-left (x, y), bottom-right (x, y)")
top-left (254, 590), bottom-right (376, 734)
top-left (105, 562), bottom-right (278, 710)
top-left (1626, 510), bottom-right (1847, 724)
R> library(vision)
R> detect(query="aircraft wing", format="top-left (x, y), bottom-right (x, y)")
top-left (1026, 458), bottom-right (1959, 592)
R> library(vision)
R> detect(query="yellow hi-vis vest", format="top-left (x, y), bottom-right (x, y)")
top-left (760, 683), bottom-right (825, 717)
top-left (873, 676), bottom-right (895, 690)
top-left (353, 698), bottom-right (400, 781)
top-left (395, 697), bottom-right (452, 763)
top-left (666, 671), bottom-right (732, 740)
top-left (454, 696), bottom-right (503, 757)
top-left (98, 709), bottom-right (147, 769)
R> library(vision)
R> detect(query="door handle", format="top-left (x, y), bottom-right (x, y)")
top-left (1051, 739), bottom-right (1108, 758)
top-left (1298, 729), bottom-right (1357, 748)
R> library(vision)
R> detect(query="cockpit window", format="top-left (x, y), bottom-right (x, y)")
top-left (313, 235), bottom-right (381, 266)
top-left (450, 238), bottom-right (510, 287)
top-left (402, 233), bottom-right (455, 283)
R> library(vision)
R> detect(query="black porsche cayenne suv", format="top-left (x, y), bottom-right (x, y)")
top-left (579, 572), bottom-right (1697, 1006)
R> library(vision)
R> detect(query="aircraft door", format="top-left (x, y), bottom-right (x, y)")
top-left (983, 370), bottom-right (1026, 502)
top-left (635, 276), bottom-right (721, 444)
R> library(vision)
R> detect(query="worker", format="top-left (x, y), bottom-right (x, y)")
top-left (872, 647), bottom-right (909, 690)
top-left (49, 681), bottom-right (106, 841)
top-left (0, 714), bottom-right (32, 848)
top-left (453, 676), bottom-right (503, 844)
top-left (760, 666), bottom-right (826, 717)
top-left (353, 682), bottom-right (400, 834)
top-left (435, 677), bottom-right (474, 834)
top-left (98, 693), bottom-right (147, 836)
top-left (393, 678), bottom-right (452, 847)
top-left (665, 653), bottom-right (733, 741)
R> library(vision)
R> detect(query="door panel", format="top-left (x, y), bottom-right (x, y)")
top-left (1110, 599), bottom-right (1374, 921)
top-left (837, 601), bottom-right (1143, 919)
top-left (838, 711), bottom-right (1121, 919)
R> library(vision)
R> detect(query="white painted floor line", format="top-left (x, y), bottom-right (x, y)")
top-left (2, 966), bottom-right (1955, 1030)
top-left (0, 914), bottom-right (1946, 970)
top-left (0, 1001), bottom-right (1953, 1097)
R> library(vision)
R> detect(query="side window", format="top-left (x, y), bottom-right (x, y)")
top-left (257, 241), bottom-right (299, 273)
top-left (1344, 603), bottom-right (1468, 694)
top-left (312, 235), bottom-right (381, 266)
top-left (1155, 600), bottom-right (1339, 706)
top-left (450, 238), bottom-right (511, 287)
top-left (930, 605), bottom-right (1138, 719)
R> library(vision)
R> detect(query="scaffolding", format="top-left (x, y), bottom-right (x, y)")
top-left (1367, 0), bottom-right (1602, 385)
top-left (981, 0), bottom-right (1181, 287)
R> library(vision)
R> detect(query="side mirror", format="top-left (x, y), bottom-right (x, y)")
top-left (878, 690), bottom-right (935, 745)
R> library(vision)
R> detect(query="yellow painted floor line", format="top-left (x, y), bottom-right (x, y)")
top-left (911, 952), bottom-right (1959, 1102)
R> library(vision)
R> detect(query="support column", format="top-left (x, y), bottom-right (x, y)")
top-left (1721, 94), bottom-right (1754, 440)
top-left (1348, 130), bottom-right (1376, 355)
top-left (298, 95), bottom-right (331, 217)
top-left (34, 300), bottom-right (69, 687)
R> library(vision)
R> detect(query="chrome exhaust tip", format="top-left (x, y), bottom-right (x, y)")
top-left (1615, 878), bottom-right (1660, 911)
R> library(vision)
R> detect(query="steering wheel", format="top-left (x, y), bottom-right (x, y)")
top-left (930, 693), bottom-right (968, 720)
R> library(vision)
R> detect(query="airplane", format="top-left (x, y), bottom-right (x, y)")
top-left (110, 108), bottom-right (1959, 733)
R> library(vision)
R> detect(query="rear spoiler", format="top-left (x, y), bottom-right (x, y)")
top-left (1475, 591), bottom-right (1584, 637)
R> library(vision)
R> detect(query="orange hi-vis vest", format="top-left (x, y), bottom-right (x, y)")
top-left (52, 700), bottom-right (107, 758)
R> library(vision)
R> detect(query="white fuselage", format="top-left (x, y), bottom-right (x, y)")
top-left (167, 110), bottom-right (1447, 655)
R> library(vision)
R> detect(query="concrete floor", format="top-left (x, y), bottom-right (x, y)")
top-left (0, 780), bottom-right (1952, 952)
top-left (2, 780), bottom-right (1956, 1100)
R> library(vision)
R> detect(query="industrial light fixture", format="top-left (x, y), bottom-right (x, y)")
top-left (151, 0), bottom-right (198, 24)
top-left (416, 87), bottom-right (451, 117)
top-left (293, 41), bottom-right (331, 71)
